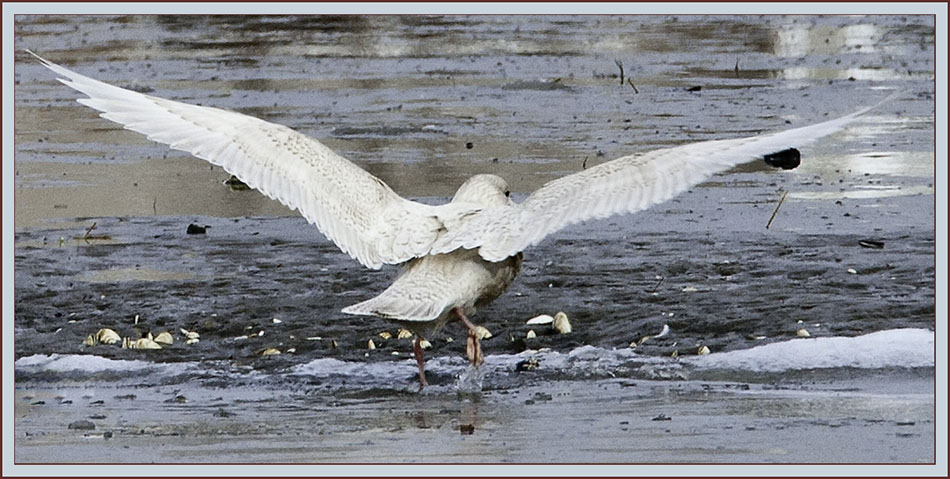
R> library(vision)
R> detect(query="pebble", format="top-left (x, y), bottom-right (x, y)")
top-left (553, 312), bottom-right (572, 334)
top-left (526, 314), bottom-right (554, 325)
top-left (474, 326), bottom-right (492, 340)
top-left (96, 328), bottom-right (121, 345)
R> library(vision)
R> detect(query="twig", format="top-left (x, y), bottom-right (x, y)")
top-left (614, 60), bottom-right (624, 86)
top-left (83, 222), bottom-right (97, 240)
top-left (626, 78), bottom-right (639, 94)
top-left (766, 190), bottom-right (789, 229)
top-left (649, 276), bottom-right (664, 293)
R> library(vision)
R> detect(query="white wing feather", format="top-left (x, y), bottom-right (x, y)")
top-left (32, 51), bottom-right (892, 267)
top-left (30, 51), bottom-right (457, 269)
top-left (432, 97), bottom-right (891, 261)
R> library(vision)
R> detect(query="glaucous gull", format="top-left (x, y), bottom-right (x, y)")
top-left (29, 51), bottom-right (891, 389)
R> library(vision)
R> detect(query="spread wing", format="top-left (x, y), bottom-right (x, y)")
top-left (30, 51), bottom-right (470, 270)
top-left (431, 95), bottom-right (893, 262)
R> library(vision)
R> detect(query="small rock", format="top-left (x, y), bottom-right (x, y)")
top-left (186, 224), bottom-right (207, 235)
top-left (553, 312), bottom-right (572, 334)
top-left (153, 331), bottom-right (174, 346)
top-left (96, 328), bottom-right (121, 345)
top-left (651, 413), bottom-right (672, 421)
top-left (125, 337), bottom-right (162, 350)
top-left (526, 314), bottom-right (554, 325)
top-left (796, 328), bottom-right (811, 337)
top-left (459, 424), bottom-right (475, 435)
top-left (474, 326), bottom-right (492, 340)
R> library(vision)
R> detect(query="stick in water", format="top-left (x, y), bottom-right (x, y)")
top-left (766, 190), bottom-right (789, 229)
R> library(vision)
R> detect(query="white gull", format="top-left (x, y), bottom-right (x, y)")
top-left (29, 51), bottom-right (890, 389)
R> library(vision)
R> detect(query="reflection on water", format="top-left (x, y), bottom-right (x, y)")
top-left (797, 151), bottom-right (935, 178)
top-left (789, 184), bottom-right (933, 201)
top-left (782, 66), bottom-right (908, 81)
top-left (774, 23), bottom-right (881, 57)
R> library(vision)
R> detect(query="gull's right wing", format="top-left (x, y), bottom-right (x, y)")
top-left (431, 93), bottom-right (895, 261)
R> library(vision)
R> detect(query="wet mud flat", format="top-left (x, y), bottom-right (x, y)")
top-left (13, 182), bottom-right (935, 371)
top-left (12, 180), bottom-right (936, 464)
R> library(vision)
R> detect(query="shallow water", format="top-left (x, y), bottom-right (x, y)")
top-left (10, 14), bottom-right (936, 465)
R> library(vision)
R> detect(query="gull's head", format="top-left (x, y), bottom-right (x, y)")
top-left (452, 174), bottom-right (511, 206)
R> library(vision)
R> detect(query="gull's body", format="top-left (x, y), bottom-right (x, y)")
top-left (30, 51), bottom-right (888, 389)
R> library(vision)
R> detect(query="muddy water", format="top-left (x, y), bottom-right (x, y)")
top-left (11, 14), bottom-right (936, 464)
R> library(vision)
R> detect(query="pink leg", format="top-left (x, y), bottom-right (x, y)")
top-left (454, 307), bottom-right (483, 367)
top-left (413, 336), bottom-right (428, 390)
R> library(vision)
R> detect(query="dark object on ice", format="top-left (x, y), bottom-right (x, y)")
top-left (68, 420), bottom-right (96, 431)
top-left (459, 423), bottom-right (475, 435)
top-left (763, 148), bottom-right (801, 170)
top-left (186, 224), bottom-right (207, 235)
top-left (516, 357), bottom-right (540, 371)
top-left (686, 85), bottom-right (702, 92)
top-left (859, 239), bottom-right (885, 249)
top-left (651, 413), bottom-right (672, 421)
top-left (224, 175), bottom-right (250, 191)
